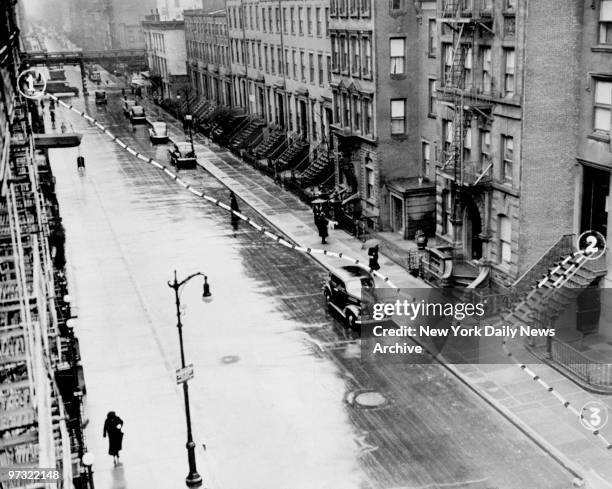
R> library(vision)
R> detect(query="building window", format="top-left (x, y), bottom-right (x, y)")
top-left (427, 19), bottom-right (437, 58)
top-left (443, 119), bottom-right (453, 161)
top-left (301, 51), bottom-right (306, 81)
top-left (255, 5), bottom-right (259, 29)
top-left (600, 1), bottom-right (612, 43)
top-left (350, 0), bottom-right (358, 15)
top-left (353, 95), bottom-right (361, 132)
top-left (307, 7), bottom-right (312, 34)
top-left (463, 46), bottom-right (473, 88)
top-left (327, 55), bottom-right (332, 83)
top-left (501, 135), bottom-right (514, 184)
top-left (264, 46), bottom-right (269, 72)
top-left (331, 0), bottom-right (338, 16)
top-left (594, 79), bottom-right (612, 132)
top-left (299, 7), bottom-right (304, 35)
top-left (390, 99), bottom-right (406, 135)
top-left (334, 93), bottom-right (340, 123)
top-left (390, 38), bottom-right (405, 74)
top-left (428, 78), bottom-right (436, 116)
top-left (339, 0), bottom-right (347, 15)
top-left (463, 127), bottom-right (472, 164)
top-left (481, 46), bottom-right (492, 93)
top-left (316, 8), bottom-right (322, 35)
top-left (291, 7), bottom-right (296, 33)
top-left (366, 162), bottom-right (374, 200)
top-left (480, 129), bottom-right (491, 167)
top-left (506, 0), bottom-right (517, 9)
top-left (499, 215), bottom-right (512, 264)
top-left (343, 93), bottom-right (350, 127)
top-left (362, 37), bottom-right (372, 77)
top-left (362, 0), bottom-right (371, 16)
top-left (364, 98), bottom-right (373, 135)
top-left (331, 35), bottom-right (339, 70)
top-left (309, 52), bottom-right (314, 82)
top-left (283, 8), bottom-right (288, 33)
top-left (503, 48), bottom-right (515, 96)
top-left (285, 48), bottom-right (290, 76)
top-left (340, 36), bottom-right (348, 72)
top-left (271, 47), bottom-right (275, 74)
top-left (351, 36), bottom-right (361, 75)
top-left (443, 43), bottom-right (453, 85)
top-left (262, 8), bottom-right (267, 32)
top-left (276, 7), bottom-right (280, 32)
top-left (292, 50), bottom-right (297, 78)
top-left (318, 54), bottom-right (324, 84)
top-left (422, 141), bottom-right (431, 177)
top-left (390, 0), bottom-right (405, 11)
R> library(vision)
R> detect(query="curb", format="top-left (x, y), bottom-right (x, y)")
top-left (137, 101), bottom-right (603, 487)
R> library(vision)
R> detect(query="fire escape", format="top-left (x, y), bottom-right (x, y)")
top-left (435, 0), bottom-right (495, 284)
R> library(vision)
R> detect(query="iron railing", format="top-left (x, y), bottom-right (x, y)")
top-left (549, 338), bottom-right (612, 391)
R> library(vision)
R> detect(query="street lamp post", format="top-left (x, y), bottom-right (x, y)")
top-left (167, 270), bottom-right (212, 488)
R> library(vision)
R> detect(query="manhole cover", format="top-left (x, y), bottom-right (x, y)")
top-left (221, 355), bottom-right (239, 364)
top-left (347, 390), bottom-right (387, 409)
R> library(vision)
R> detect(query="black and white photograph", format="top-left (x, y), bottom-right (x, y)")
top-left (1, 0), bottom-right (612, 488)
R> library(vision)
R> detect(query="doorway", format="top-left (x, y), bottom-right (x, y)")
top-left (277, 93), bottom-right (285, 127)
top-left (463, 199), bottom-right (483, 260)
top-left (390, 195), bottom-right (404, 234)
top-left (299, 99), bottom-right (308, 139)
top-left (258, 87), bottom-right (265, 119)
top-left (581, 166), bottom-right (610, 238)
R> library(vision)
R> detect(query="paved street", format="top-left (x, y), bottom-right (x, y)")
top-left (44, 67), bottom-right (578, 489)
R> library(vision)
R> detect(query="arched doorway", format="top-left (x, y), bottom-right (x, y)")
top-left (463, 199), bottom-right (483, 260)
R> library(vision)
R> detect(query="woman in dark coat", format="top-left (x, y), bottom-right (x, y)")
top-left (368, 245), bottom-right (380, 271)
top-left (103, 411), bottom-right (124, 465)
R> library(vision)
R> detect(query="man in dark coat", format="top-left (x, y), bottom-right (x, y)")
top-left (315, 209), bottom-right (328, 244)
top-left (229, 191), bottom-right (240, 234)
top-left (103, 411), bottom-right (124, 465)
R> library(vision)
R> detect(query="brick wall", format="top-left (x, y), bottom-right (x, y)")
top-left (518, 0), bottom-right (583, 274)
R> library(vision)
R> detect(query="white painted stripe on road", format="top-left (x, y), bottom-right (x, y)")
top-left (49, 93), bottom-right (399, 289)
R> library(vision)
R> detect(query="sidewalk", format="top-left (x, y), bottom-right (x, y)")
top-left (143, 99), bottom-right (612, 487)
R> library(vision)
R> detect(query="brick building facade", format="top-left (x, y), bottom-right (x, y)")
top-left (143, 17), bottom-right (188, 99)
top-left (185, 6), bottom-right (231, 107)
top-left (226, 0), bottom-right (333, 147)
top-left (329, 0), bottom-right (436, 239)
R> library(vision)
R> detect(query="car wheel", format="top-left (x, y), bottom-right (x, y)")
top-left (346, 312), bottom-right (356, 330)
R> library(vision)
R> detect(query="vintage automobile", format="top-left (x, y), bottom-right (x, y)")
top-left (148, 121), bottom-right (168, 143)
top-left (129, 105), bottom-right (146, 124)
top-left (122, 98), bottom-right (137, 115)
top-left (323, 265), bottom-right (374, 329)
top-left (94, 91), bottom-right (107, 105)
top-left (168, 142), bottom-right (197, 168)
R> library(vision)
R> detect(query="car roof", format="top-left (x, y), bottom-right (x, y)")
top-left (152, 121), bottom-right (166, 127)
top-left (131, 105), bottom-right (144, 110)
top-left (95, 91), bottom-right (106, 95)
top-left (176, 142), bottom-right (191, 148)
top-left (330, 265), bottom-right (373, 282)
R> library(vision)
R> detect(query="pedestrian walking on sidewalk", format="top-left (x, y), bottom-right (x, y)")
top-left (103, 411), bottom-right (124, 465)
top-left (60, 122), bottom-right (67, 134)
top-left (315, 209), bottom-right (328, 245)
top-left (230, 191), bottom-right (240, 234)
top-left (368, 245), bottom-right (380, 271)
top-left (121, 87), bottom-right (125, 97)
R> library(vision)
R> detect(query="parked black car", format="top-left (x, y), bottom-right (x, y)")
top-left (323, 265), bottom-right (374, 329)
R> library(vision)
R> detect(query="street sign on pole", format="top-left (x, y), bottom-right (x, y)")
top-left (176, 364), bottom-right (194, 384)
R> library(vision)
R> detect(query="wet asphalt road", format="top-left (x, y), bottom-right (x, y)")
top-left (45, 66), bottom-right (575, 489)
